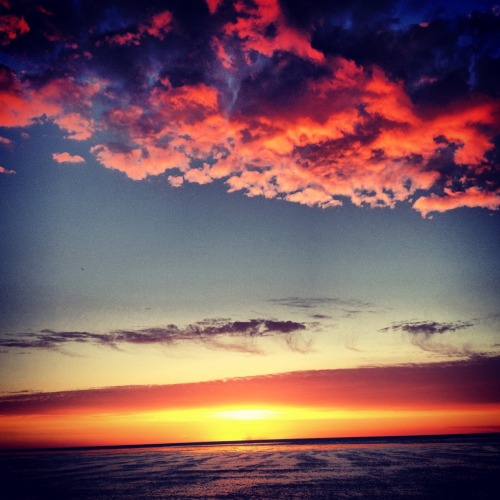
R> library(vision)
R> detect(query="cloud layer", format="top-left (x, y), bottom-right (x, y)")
top-left (0, 0), bottom-right (499, 215)
top-left (0, 319), bottom-right (308, 354)
top-left (1, 356), bottom-right (499, 416)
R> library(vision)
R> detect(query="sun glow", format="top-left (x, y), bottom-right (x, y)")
top-left (213, 409), bottom-right (280, 420)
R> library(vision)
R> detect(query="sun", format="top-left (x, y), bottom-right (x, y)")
top-left (213, 409), bottom-right (279, 420)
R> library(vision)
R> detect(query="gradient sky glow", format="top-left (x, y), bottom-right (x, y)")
top-left (0, 0), bottom-right (499, 449)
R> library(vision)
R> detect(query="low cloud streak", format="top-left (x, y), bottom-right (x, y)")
top-left (0, 319), bottom-right (309, 355)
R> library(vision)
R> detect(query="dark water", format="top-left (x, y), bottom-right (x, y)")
top-left (1, 434), bottom-right (499, 499)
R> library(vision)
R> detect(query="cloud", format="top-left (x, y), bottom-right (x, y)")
top-left (0, 135), bottom-right (12, 145)
top-left (413, 187), bottom-right (500, 217)
top-left (270, 296), bottom-right (373, 309)
top-left (270, 297), bottom-right (380, 323)
top-left (0, 319), bottom-right (308, 354)
top-left (0, 165), bottom-right (15, 174)
top-left (205, 0), bottom-right (222, 16)
top-left (382, 320), bottom-right (473, 336)
top-left (0, 14), bottom-right (29, 46)
top-left (0, 65), bottom-right (100, 135)
top-left (52, 152), bottom-right (85, 164)
top-left (0, 0), bottom-right (499, 215)
top-left (105, 10), bottom-right (172, 46)
top-left (381, 320), bottom-right (477, 357)
top-left (1, 356), bottom-right (499, 416)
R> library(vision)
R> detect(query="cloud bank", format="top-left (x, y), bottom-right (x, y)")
top-left (0, 0), bottom-right (499, 216)
top-left (1, 356), bottom-right (499, 416)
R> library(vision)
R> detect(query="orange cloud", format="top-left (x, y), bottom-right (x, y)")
top-left (52, 152), bottom-right (85, 164)
top-left (90, 56), bottom-right (498, 213)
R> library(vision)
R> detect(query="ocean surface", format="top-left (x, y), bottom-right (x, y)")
top-left (1, 434), bottom-right (499, 499)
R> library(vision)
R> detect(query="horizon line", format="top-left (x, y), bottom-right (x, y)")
top-left (3, 431), bottom-right (499, 454)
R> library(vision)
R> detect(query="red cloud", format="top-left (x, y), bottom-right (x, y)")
top-left (0, 67), bottom-right (99, 140)
top-left (52, 152), bottom-right (85, 164)
top-left (0, 14), bottom-right (29, 45)
top-left (205, 0), bottom-right (223, 15)
top-left (88, 56), bottom-right (498, 214)
top-left (218, 0), bottom-right (324, 64)
top-left (107, 10), bottom-right (172, 46)
top-left (2, 1), bottom-right (498, 216)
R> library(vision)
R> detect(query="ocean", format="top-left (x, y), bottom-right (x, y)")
top-left (1, 434), bottom-right (499, 499)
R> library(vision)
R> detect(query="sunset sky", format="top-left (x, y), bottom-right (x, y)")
top-left (0, 0), bottom-right (499, 449)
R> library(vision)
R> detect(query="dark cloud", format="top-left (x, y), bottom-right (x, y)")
top-left (382, 320), bottom-right (473, 336)
top-left (0, 318), bottom-right (308, 354)
top-left (1, 355), bottom-right (499, 416)
top-left (382, 320), bottom-right (477, 357)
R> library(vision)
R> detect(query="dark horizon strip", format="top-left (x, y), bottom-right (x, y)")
top-left (2, 432), bottom-right (499, 454)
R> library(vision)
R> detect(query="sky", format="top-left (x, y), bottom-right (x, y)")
top-left (0, 0), bottom-right (499, 449)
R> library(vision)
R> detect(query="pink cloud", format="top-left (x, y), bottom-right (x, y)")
top-left (168, 175), bottom-right (184, 187)
top-left (90, 143), bottom-right (187, 180)
top-left (52, 152), bottom-right (85, 164)
top-left (0, 165), bottom-right (15, 174)
top-left (0, 136), bottom-right (12, 146)
top-left (0, 14), bottom-right (29, 45)
top-left (53, 113), bottom-right (95, 140)
top-left (413, 187), bottom-right (500, 217)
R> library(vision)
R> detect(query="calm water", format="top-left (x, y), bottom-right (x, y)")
top-left (1, 434), bottom-right (499, 499)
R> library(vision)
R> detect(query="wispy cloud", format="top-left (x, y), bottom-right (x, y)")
top-left (381, 320), bottom-right (477, 357)
top-left (0, 165), bottom-right (15, 174)
top-left (270, 296), bottom-right (377, 319)
top-left (270, 297), bottom-right (373, 309)
top-left (381, 320), bottom-right (473, 336)
top-left (0, 319), bottom-right (309, 355)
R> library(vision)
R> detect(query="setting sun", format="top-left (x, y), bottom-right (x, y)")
top-left (213, 409), bottom-right (280, 420)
